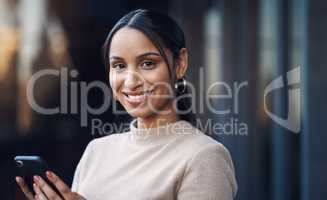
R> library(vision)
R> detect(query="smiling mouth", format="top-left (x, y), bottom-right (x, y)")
top-left (123, 90), bottom-right (154, 104)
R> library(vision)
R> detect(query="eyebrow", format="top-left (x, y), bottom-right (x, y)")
top-left (109, 52), bottom-right (161, 61)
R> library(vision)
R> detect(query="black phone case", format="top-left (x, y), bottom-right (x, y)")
top-left (14, 156), bottom-right (63, 198)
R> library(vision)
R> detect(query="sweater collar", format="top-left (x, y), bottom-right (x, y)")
top-left (127, 118), bottom-right (194, 144)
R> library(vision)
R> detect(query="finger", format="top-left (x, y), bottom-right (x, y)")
top-left (34, 176), bottom-right (61, 200)
top-left (70, 192), bottom-right (87, 200)
top-left (46, 171), bottom-right (71, 197)
top-left (15, 176), bottom-right (34, 200)
top-left (38, 193), bottom-right (48, 200)
top-left (33, 183), bottom-right (47, 200)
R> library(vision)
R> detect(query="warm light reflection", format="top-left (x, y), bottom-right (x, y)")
top-left (0, 27), bottom-right (19, 81)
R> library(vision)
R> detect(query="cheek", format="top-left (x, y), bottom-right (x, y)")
top-left (144, 65), bottom-right (171, 86)
top-left (109, 73), bottom-right (122, 95)
top-left (109, 72), bottom-right (118, 89)
top-left (144, 69), bottom-right (175, 100)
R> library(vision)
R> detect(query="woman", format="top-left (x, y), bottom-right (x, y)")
top-left (16, 9), bottom-right (237, 200)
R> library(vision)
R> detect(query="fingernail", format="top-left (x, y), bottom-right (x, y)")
top-left (15, 176), bottom-right (21, 183)
top-left (46, 171), bottom-right (53, 179)
top-left (33, 175), bottom-right (40, 183)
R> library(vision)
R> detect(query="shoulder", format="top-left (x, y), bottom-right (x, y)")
top-left (175, 120), bottom-right (228, 156)
top-left (184, 133), bottom-right (234, 173)
top-left (174, 121), bottom-right (236, 172)
top-left (176, 121), bottom-right (238, 198)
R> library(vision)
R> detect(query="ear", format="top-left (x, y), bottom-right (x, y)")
top-left (175, 48), bottom-right (188, 79)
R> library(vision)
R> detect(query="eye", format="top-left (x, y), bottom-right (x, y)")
top-left (111, 63), bottom-right (126, 71)
top-left (140, 60), bottom-right (156, 69)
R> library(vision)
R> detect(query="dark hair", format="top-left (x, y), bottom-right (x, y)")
top-left (102, 9), bottom-right (195, 124)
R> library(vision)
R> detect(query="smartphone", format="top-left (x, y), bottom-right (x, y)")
top-left (14, 156), bottom-right (63, 197)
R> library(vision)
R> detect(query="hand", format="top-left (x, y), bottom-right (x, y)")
top-left (16, 171), bottom-right (86, 200)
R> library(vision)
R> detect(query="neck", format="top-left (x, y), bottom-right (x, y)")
top-left (136, 103), bottom-right (180, 129)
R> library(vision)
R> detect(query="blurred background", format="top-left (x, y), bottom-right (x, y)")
top-left (1, 0), bottom-right (326, 199)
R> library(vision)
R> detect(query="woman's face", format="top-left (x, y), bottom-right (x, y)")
top-left (108, 27), bottom-right (175, 119)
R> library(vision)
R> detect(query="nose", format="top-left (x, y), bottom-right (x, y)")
top-left (124, 70), bottom-right (143, 90)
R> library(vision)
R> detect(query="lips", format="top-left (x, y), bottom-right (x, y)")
top-left (122, 90), bottom-right (154, 105)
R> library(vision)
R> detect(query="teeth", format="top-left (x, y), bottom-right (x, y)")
top-left (127, 91), bottom-right (153, 97)
top-left (128, 94), bottom-right (144, 99)
top-left (125, 91), bottom-right (153, 102)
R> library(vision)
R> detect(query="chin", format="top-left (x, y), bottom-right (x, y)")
top-left (119, 97), bottom-right (172, 119)
top-left (126, 108), bottom-right (154, 119)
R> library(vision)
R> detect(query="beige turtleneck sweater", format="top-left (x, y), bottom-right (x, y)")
top-left (71, 119), bottom-right (237, 200)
